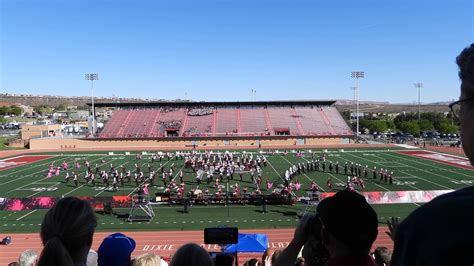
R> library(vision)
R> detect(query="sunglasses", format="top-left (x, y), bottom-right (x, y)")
top-left (448, 96), bottom-right (474, 120)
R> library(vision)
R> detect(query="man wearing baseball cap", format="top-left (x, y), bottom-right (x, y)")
top-left (317, 190), bottom-right (378, 266)
top-left (98, 232), bottom-right (136, 266)
top-left (274, 190), bottom-right (378, 266)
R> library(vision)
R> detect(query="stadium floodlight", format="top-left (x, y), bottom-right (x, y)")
top-left (414, 83), bottom-right (423, 122)
top-left (350, 87), bottom-right (357, 125)
top-left (85, 73), bottom-right (99, 136)
top-left (351, 71), bottom-right (364, 137)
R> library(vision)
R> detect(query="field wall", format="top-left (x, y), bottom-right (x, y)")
top-left (29, 136), bottom-right (348, 150)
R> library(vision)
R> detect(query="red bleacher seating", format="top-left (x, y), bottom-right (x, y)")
top-left (99, 105), bottom-right (352, 138)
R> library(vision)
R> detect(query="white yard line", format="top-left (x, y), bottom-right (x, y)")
top-left (62, 184), bottom-right (86, 197)
top-left (15, 210), bottom-right (37, 221)
top-left (1, 155), bottom-right (99, 187)
top-left (384, 152), bottom-right (474, 180)
top-left (27, 183), bottom-right (59, 197)
top-left (264, 155), bottom-right (287, 184)
top-left (0, 157), bottom-right (59, 177)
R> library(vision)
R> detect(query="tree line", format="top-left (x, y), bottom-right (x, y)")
top-left (341, 111), bottom-right (459, 135)
top-left (0, 105), bottom-right (22, 116)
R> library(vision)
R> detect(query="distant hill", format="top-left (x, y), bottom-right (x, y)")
top-left (0, 93), bottom-right (450, 114)
top-left (0, 93), bottom-right (181, 107)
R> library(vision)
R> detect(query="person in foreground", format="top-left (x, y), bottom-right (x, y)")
top-left (274, 190), bottom-right (378, 266)
top-left (37, 197), bottom-right (97, 266)
top-left (170, 243), bottom-right (214, 266)
top-left (98, 232), bottom-right (136, 266)
top-left (390, 44), bottom-right (474, 266)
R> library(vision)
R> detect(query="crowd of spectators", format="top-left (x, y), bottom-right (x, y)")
top-left (7, 44), bottom-right (474, 266)
top-left (182, 125), bottom-right (213, 136)
top-left (159, 120), bottom-right (182, 129)
top-left (188, 107), bottom-right (214, 116)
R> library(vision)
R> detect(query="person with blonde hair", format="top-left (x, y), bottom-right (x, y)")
top-left (133, 253), bottom-right (167, 266)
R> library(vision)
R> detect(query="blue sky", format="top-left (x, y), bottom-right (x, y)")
top-left (1, 0), bottom-right (473, 103)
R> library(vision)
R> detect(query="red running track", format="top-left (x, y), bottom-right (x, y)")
top-left (0, 227), bottom-right (392, 265)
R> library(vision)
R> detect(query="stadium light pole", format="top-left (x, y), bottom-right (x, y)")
top-left (85, 73), bottom-right (99, 136)
top-left (414, 82), bottom-right (423, 122)
top-left (351, 71), bottom-right (364, 137)
top-left (350, 86), bottom-right (357, 125)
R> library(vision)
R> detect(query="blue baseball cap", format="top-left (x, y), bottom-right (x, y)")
top-left (98, 233), bottom-right (136, 266)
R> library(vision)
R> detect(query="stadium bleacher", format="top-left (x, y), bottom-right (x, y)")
top-left (99, 103), bottom-right (352, 138)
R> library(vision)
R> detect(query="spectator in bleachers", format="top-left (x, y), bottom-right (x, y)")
top-left (18, 249), bottom-right (37, 266)
top-left (98, 232), bottom-right (136, 266)
top-left (169, 243), bottom-right (213, 266)
top-left (37, 197), bottom-right (97, 266)
top-left (390, 44), bottom-right (474, 266)
top-left (188, 107), bottom-right (214, 116)
top-left (372, 247), bottom-right (391, 266)
top-left (274, 190), bottom-right (378, 266)
top-left (133, 253), bottom-right (168, 266)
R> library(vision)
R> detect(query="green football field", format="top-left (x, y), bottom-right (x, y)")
top-left (0, 147), bottom-right (472, 233)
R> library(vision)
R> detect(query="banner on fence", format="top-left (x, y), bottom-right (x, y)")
top-left (321, 190), bottom-right (453, 204)
top-left (0, 189), bottom-right (455, 210)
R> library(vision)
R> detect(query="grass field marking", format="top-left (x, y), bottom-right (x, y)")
top-left (263, 155), bottom-right (286, 183)
top-left (386, 152), bottom-right (474, 179)
top-left (368, 153), bottom-right (454, 190)
top-left (0, 155), bottom-right (89, 186)
top-left (56, 153), bottom-right (110, 157)
top-left (0, 156), bottom-right (59, 176)
top-left (15, 210), bottom-right (37, 221)
top-left (96, 187), bottom-right (136, 197)
top-left (384, 153), bottom-right (472, 182)
top-left (30, 181), bottom-right (61, 185)
top-left (27, 183), bottom-right (60, 197)
top-left (7, 155), bottom-right (110, 195)
top-left (62, 184), bottom-right (86, 197)
top-left (1, 157), bottom-right (78, 188)
top-left (426, 150), bottom-right (468, 160)
top-left (15, 182), bottom-right (60, 191)
top-left (10, 157), bottom-right (109, 194)
top-left (0, 157), bottom-right (65, 181)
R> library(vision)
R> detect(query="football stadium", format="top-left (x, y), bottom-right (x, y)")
top-left (2, 1), bottom-right (474, 265)
top-left (1, 100), bottom-right (473, 264)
